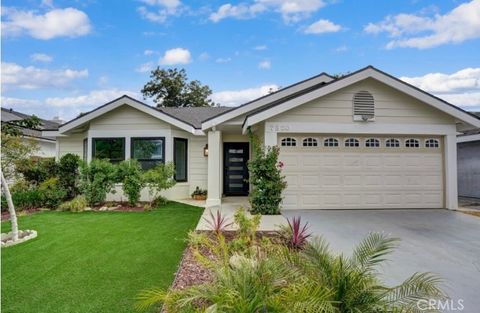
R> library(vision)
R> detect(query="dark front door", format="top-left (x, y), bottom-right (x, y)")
top-left (224, 142), bottom-right (249, 196)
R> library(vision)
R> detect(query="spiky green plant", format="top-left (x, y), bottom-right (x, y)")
top-left (292, 233), bottom-right (447, 313)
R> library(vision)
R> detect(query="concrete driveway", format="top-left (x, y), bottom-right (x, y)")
top-left (283, 209), bottom-right (480, 312)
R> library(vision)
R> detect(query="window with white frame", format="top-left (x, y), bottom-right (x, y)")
top-left (281, 137), bottom-right (297, 147)
top-left (302, 137), bottom-right (318, 147)
top-left (385, 138), bottom-right (400, 148)
top-left (324, 138), bottom-right (339, 147)
top-left (365, 138), bottom-right (380, 148)
top-left (405, 139), bottom-right (420, 148)
top-left (344, 138), bottom-right (359, 147)
top-left (425, 139), bottom-right (439, 148)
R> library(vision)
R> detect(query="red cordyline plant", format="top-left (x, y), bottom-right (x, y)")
top-left (204, 210), bottom-right (233, 235)
top-left (287, 216), bottom-right (312, 249)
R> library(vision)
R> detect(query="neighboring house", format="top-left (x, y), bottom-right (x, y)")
top-left (457, 112), bottom-right (480, 199)
top-left (43, 66), bottom-right (480, 210)
top-left (1, 108), bottom-right (60, 158)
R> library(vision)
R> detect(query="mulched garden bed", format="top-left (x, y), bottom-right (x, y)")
top-left (1, 208), bottom-right (40, 221)
top-left (171, 231), bottom-right (280, 291)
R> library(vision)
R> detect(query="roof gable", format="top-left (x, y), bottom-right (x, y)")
top-left (241, 66), bottom-right (480, 132)
top-left (57, 95), bottom-right (200, 134)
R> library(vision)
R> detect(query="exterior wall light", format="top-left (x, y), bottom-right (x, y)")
top-left (203, 144), bottom-right (208, 157)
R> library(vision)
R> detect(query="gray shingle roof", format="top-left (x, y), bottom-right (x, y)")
top-left (1, 108), bottom-right (60, 140)
top-left (157, 106), bottom-right (234, 128)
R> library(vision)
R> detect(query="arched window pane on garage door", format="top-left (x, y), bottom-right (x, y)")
top-left (425, 139), bottom-right (439, 148)
top-left (405, 139), bottom-right (420, 148)
top-left (281, 137), bottom-right (297, 147)
top-left (365, 138), bottom-right (380, 148)
top-left (303, 138), bottom-right (318, 147)
top-left (385, 138), bottom-right (400, 148)
top-left (324, 138), bottom-right (339, 147)
top-left (344, 138), bottom-right (359, 147)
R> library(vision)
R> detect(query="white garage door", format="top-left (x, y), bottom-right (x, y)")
top-left (279, 135), bottom-right (444, 210)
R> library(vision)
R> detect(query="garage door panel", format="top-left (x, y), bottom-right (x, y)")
top-left (280, 137), bottom-right (443, 210)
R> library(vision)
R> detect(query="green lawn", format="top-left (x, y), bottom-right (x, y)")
top-left (1, 203), bottom-right (203, 313)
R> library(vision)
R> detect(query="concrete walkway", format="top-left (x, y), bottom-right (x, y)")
top-left (195, 197), bottom-right (288, 231)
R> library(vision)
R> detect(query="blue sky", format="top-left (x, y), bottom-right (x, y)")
top-left (2, 0), bottom-right (480, 121)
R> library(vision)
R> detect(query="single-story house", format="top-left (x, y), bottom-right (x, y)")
top-left (43, 66), bottom-right (480, 210)
top-left (457, 113), bottom-right (480, 199)
top-left (1, 107), bottom-right (60, 158)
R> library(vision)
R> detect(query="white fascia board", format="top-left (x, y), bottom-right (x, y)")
top-left (457, 134), bottom-right (480, 143)
top-left (58, 96), bottom-right (198, 135)
top-left (243, 68), bottom-right (480, 132)
top-left (42, 130), bottom-right (66, 137)
top-left (202, 73), bottom-right (334, 131)
top-left (263, 122), bottom-right (456, 136)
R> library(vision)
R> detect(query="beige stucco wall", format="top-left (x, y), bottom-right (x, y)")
top-left (269, 78), bottom-right (455, 125)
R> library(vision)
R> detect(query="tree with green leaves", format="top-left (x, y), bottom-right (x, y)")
top-left (141, 67), bottom-right (215, 107)
top-left (1, 116), bottom-right (41, 242)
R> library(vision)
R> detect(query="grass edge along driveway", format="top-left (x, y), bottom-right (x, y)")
top-left (1, 202), bottom-right (203, 313)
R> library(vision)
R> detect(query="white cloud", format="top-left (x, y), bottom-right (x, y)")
top-left (258, 60), bottom-right (271, 69)
top-left (400, 68), bottom-right (480, 93)
top-left (254, 44), bottom-right (267, 50)
top-left (335, 45), bottom-right (348, 52)
top-left (1, 62), bottom-right (88, 90)
top-left (304, 19), bottom-right (341, 34)
top-left (137, 0), bottom-right (182, 23)
top-left (209, 0), bottom-right (325, 23)
top-left (2, 7), bottom-right (91, 40)
top-left (211, 84), bottom-right (279, 106)
top-left (401, 68), bottom-right (480, 109)
top-left (41, 0), bottom-right (54, 8)
top-left (144, 49), bottom-right (155, 56)
top-left (159, 48), bottom-right (192, 65)
top-left (364, 0), bottom-right (480, 49)
top-left (30, 53), bottom-right (53, 63)
top-left (136, 62), bottom-right (154, 73)
top-left (2, 90), bottom-right (141, 120)
top-left (199, 52), bottom-right (210, 61)
top-left (0, 97), bottom-right (41, 108)
top-left (215, 57), bottom-right (232, 63)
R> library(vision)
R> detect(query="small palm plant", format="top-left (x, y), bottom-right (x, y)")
top-left (294, 233), bottom-right (447, 313)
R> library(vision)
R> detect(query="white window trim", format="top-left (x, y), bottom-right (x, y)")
top-left (425, 138), bottom-right (440, 148)
top-left (302, 137), bottom-right (318, 147)
top-left (405, 138), bottom-right (421, 148)
top-left (385, 138), bottom-right (401, 148)
top-left (365, 138), bottom-right (381, 148)
top-left (280, 137), bottom-right (297, 147)
top-left (323, 137), bottom-right (339, 147)
top-left (344, 138), bottom-right (360, 147)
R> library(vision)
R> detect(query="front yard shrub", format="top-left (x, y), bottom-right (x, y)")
top-left (1, 188), bottom-right (42, 211)
top-left (79, 159), bottom-right (117, 206)
top-left (58, 153), bottom-right (81, 199)
top-left (16, 157), bottom-right (58, 185)
top-left (143, 162), bottom-right (176, 205)
top-left (38, 177), bottom-right (67, 209)
top-left (58, 195), bottom-right (88, 212)
top-left (248, 134), bottom-right (287, 215)
top-left (116, 159), bottom-right (145, 206)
